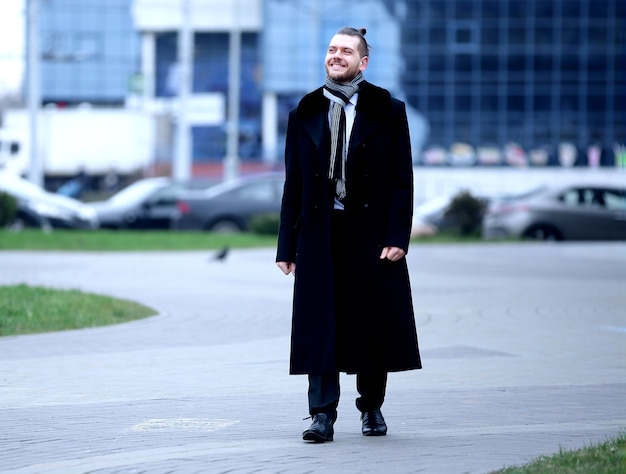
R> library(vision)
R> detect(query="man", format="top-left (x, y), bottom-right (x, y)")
top-left (276, 27), bottom-right (421, 443)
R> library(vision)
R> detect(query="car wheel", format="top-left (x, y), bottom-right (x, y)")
top-left (523, 225), bottom-right (562, 241)
top-left (208, 219), bottom-right (244, 233)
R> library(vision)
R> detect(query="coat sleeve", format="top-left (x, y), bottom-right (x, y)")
top-left (384, 99), bottom-right (414, 253)
top-left (276, 109), bottom-right (303, 263)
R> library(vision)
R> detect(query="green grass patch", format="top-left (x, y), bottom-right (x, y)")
top-left (0, 229), bottom-right (277, 251)
top-left (491, 432), bottom-right (626, 473)
top-left (0, 284), bottom-right (157, 336)
top-left (0, 228), bottom-right (498, 252)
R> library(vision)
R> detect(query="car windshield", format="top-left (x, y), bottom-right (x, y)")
top-left (107, 179), bottom-right (168, 205)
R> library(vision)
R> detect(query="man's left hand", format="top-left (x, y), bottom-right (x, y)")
top-left (380, 246), bottom-right (405, 262)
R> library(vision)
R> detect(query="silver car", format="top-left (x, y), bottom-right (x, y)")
top-left (0, 171), bottom-right (99, 229)
top-left (173, 172), bottom-right (284, 232)
top-left (88, 177), bottom-right (217, 230)
top-left (482, 183), bottom-right (626, 241)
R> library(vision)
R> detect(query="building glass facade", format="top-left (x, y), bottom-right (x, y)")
top-left (39, 0), bottom-right (140, 105)
top-left (33, 0), bottom-right (626, 167)
top-left (154, 32), bottom-right (262, 161)
top-left (38, 0), bottom-right (263, 162)
top-left (264, 0), bottom-right (625, 166)
top-left (399, 0), bottom-right (624, 164)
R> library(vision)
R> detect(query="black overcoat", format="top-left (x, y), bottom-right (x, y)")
top-left (276, 81), bottom-right (422, 375)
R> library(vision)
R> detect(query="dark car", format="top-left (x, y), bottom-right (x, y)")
top-left (0, 171), bottom-right (99, 229)
top-left (482, 183), bottom-right (626, 241)
top-left (173, 172), bottom-right (285, 232)
top-left (88, 177), bottom-right (217, 229)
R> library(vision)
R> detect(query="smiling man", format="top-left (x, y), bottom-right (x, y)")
top-left (276, 27), bottom-right (422, 443)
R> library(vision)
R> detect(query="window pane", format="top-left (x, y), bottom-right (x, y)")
top-left (429, 26), bottom-right (446, 43)
top-left (561, 26), bottom-right (579, 45)
top-left (428, 0), bottom-right (447, 19)
top-left (561, 55), bottom-right (580, 73)
top-left (481, 94), bottom-right (498, 111)
top-left (535, 28), bottom-right (554, 46)
top-left (454, 54), bottom-right (472, 74)
top-left (589, 1), bottom-right (608, 18)
top-left (481, 27), bottom-right (499, 47)
top-left (589, 27), bottom-right (607, 46)
top-left (429, 54), bottom-right (446, 72)
top-left (454, 0), bottom-right (474, 19)
top-left (562, 1), bottom-right (580, 17)
top-left (481, 0), bottom-right (501, 18)
top-left (533, 95), bottom-right (551, 112)
top-left (481, 54), bottom-right (499, 71)
top-left (428, 95), bottom-right (445, 111)
top-left (534, 55), bottom-right (553, 73)
top-left (534, 1), bottom-right (554, 18)
top-left (507, 55), bottom-right (526, 74)
top-left (455, 95), bottom-right (472, 111)
top-left (509, 27), bottom-right (527, 45)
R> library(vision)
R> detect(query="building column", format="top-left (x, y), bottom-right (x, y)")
top-left (262, 91), bottom-right (278, 164)
top-left (141, 32), bottom-right (156, 105)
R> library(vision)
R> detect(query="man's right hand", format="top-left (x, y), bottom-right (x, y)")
top-left (277, 261), bottom-right (296, 276)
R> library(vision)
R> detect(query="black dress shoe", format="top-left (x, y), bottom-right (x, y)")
top-left (361, 408), bottom-right (387, 436)
top-left (302, 413), bottom-right (335, 442)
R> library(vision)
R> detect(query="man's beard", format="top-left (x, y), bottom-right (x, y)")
top-left (325, 64), bottom-right (360, 83)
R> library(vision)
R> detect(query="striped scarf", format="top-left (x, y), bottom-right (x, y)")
top-left (323, 72), bottom-right (364, 200)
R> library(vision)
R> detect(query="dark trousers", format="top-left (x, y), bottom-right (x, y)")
top-left (307, 209), bottom-right (387, 417)
top-left (308, 372), bottom-right (387, 418)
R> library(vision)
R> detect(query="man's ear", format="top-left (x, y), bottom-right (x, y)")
top-left (359, 56), bottom-right (369, 71)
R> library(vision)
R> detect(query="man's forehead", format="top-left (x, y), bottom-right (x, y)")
top-left (328, 34), bottom-right (360, 51)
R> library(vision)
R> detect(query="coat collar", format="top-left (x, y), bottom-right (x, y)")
top-left (296, 81), bottom-right (392, 150)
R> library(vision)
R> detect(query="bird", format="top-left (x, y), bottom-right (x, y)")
top-left (209, 246), bottom-right (230, 262)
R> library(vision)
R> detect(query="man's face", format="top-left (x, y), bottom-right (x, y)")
top-left (325, 34), bottom-right (369, 83)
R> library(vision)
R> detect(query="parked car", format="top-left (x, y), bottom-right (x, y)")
top-left (482, 183), bottom-right (626, 241)
top-left (173, 172), bottom-right (285, 232)
top-left (0, 171), bottom-right (99, 229)
top-left (88, 177), bottom-right (217, 229)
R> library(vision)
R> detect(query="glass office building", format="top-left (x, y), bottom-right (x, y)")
top-left (39, 0), bottom-right (140, 105)
top-left (38, 0), bottom-right (263, 162)
top-left (34, 0), bottom-right (624, 166)
top-left (400, 0), bottom-right (624, 165)
top-left (153, 32), bottom-right (262, 161)
top-left (264, 0), bottom-right (625, 166)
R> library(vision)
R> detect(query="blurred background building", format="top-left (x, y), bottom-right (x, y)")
top-left (38, 0), bottom-right (140, 106)
top-left (399, 0), bottom-right (624, 167)
top-left (0, 0), bottom-right (624, 190)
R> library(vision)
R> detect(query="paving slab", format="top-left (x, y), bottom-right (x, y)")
top-left (0, 243), bottom-right (624, 473)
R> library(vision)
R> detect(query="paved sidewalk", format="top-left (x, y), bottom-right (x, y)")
top-left (0, 243), bottom-right (624, 473)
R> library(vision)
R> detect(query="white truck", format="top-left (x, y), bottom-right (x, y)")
top-left (0, 107), bottom-right (155, 182)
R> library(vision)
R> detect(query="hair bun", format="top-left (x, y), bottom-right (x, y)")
top-left (359, 28), bottom-right (367, 36)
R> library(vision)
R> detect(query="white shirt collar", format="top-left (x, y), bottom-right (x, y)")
top-left (348, 93), bottom-right (359, 107)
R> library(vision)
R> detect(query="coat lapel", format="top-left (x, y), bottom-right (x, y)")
top-left (299, 88), bottom-right (329, 150)
top-left (298, 89), bottom-right (331, 175)
top-left (349, 82), bottom-right (391, 152)
top-left (296, 82), bottom-right (391, 178)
